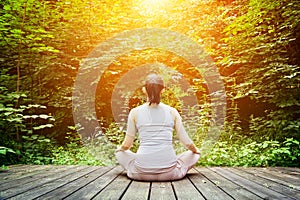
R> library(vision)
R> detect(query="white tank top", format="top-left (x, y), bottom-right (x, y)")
top-left (134, 103), bottom-right (177, 172)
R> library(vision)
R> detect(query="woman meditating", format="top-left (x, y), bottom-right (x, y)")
top-left (116, 73), bottom-right (200, 181)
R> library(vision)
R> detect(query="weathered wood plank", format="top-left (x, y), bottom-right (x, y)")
top-left (200, 167), bottom-right (262, 200)
top-left (5, 166), bottom-right (98, 200)
top-left (210, 167), bottom-right (294, 200)
top-left (4, 164), bottom-right (37, 171)
top-left (64, 166), bottom-right (124, 200)
top-left (1, 165), bottom-right (299, 200)
top-left (150, 182), bottom-right (176, 200)
top-left (122, 180), bottom-right (150, 200)
top-left (35, 166), bottom-right (112, 200)
top-left (1, 164), bottom-right (38, 173)
top-left (245, 167), bottom-right (300, 189)
top-left (189, 168), bottom-right (233, 200)
top-left (173, 174), bottom-right (205, 200)
top-left (227, 167), bottom-right (300, 199)
top-left (270, 167), bottom-right (300, 177)
top-left (0, 165), bottom-right (86, 199)
top-left (0, 165), bottom-right (53, 183)
top-left (92, 171), bottom-right (131, 200)
top-left (0, 165), bottom-right (73, 190)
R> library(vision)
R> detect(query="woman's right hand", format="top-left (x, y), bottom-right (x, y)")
top-left (194, 147), bottom-right (201, 155)
top-left (187, 143), bottom-right (200, 155)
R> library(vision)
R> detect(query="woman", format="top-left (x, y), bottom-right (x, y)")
top-left (116, 73), bottom-right (200, 181)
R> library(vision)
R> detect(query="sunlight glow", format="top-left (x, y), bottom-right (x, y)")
top-left (136, 0), bottom-right (172, 17)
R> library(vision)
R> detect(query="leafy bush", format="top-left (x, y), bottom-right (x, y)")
top-left (20, 134), bottom-right (54, 165)
top-left (0, 146), bottom-right (18, 166)
top-left (51, 143), bottom-right (105, 166)
top-left (0, 146), bottom-right (15, 155)
top-left (0, 0), bottom-right (299, 168)
top-left (249, 111), bottom-right (300, 141)
top-left (198, 138), bottom-right (300, 167)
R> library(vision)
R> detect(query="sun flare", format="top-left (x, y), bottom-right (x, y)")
top-left (136, 0), bottom-right (172, 17)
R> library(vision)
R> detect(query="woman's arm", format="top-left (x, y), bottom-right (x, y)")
top-left (186, 143), bottom-right (200, 154)
top-left (171, 108), bottom-right (200, 154)
top-left (116, 108), bottom-right (137, 152)
top-left (116, 135), bottom-right (134, 152)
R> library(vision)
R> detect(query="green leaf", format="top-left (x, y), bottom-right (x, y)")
top-left (3, 5), bottom-right (11, 10)
top-left (33, 124), bottom-right (54, 130)
top-left (0, 147), bottom-right (16, 155)
top-left (39, 114), bottom-right (50, 119)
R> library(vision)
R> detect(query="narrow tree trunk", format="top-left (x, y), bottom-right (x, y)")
top-left (15, 1), bottom-right (27, 141)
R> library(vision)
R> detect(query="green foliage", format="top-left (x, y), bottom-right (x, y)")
top-left (104, 122), bottom-right (126, 145)
top-left (104, 122), bottom-right (139, 153)
top-left (82, 135), bottom-right (120, 166)
top-left (20, 134), bottom-right (53, 164)
top-left (0, 146), bottom-right (16, 155)
top-left (0, 0), bottom-right (299, 167)
top-left (0, 88), bottom-right (55, 165)
top-left (249, 110), bottom-right (300, 141)
top-left (0, 146), bottom-right (17, 166)
top-left (51, 143), bottom-right (105, 166)
top-left (0, 102), bottom-right (55, 165)
top-left (198, 138), bottom-right (300, 167)
top-left (221, 0), bottom-right (300, 140)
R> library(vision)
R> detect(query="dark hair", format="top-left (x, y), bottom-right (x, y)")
top-left (145, 84), bottom-right (164, 105)
top-left (145, 74), bottom-right (164, 105)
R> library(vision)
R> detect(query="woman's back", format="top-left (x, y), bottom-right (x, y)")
top-left (115, 73), bottom-right (199, 181)
top-left (134, 103), bottom-right (177, 172)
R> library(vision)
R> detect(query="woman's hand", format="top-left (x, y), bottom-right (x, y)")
top-left (193, 147), bottom-right (201, 155)
top-left (115, 145), bottom-right (125, 153)
top-left (115, 135), bottom-right (134, 153)
top-left (187, 143), bottom-right (200, 155)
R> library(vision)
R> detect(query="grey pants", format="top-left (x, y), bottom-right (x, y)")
top-left (116, 150), bottom-right (200, 181)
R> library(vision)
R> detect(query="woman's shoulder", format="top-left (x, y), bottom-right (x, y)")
top-left (159, 102), bottom-right (174, 109)
top-left (131, 103), bottom-right (147, 113)
top-left (133, 102), bottom-right (176, 112)
top-left (160, 103), bottom-right (178, 114)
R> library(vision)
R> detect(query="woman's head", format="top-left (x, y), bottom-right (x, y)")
top-left (144, 74), bottom-right (164, 105)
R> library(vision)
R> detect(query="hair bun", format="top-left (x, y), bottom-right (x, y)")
top-left (145, 74), bottom-right (164, 87)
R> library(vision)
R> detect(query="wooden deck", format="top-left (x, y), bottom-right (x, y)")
top-left (0, 165), bottom-right (299, 200)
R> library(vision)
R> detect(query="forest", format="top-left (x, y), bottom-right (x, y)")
top-left (0, 0), bottom-right (299, 167)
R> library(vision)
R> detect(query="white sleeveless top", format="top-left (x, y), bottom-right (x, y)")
top-left (126, 102), bottom-right (193, 173)
top-left (134, 103), bottom-right (177, 172)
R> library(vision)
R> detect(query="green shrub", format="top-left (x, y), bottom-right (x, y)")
top-left (198, 138), bottom-right (300, 167)
top-left (51, 143), bottom-right (105, 166)
top-left (20, 134), bottom-right (54, 165)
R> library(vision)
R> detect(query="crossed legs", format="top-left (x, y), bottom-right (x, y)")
top-left (116, 150), bottom-right (200, 181)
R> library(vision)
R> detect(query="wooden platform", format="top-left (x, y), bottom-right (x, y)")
top-left (0, 165), bottom-right (299, 200)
